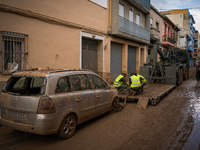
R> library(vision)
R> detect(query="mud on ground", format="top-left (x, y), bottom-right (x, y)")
top-left (0, 68), bottom-right (199, 150)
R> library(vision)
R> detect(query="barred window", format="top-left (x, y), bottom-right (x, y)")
top-left (1, 31), bottom-right (28, 73)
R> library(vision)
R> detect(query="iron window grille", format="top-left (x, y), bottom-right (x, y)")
top-left (0, 31), bottom-right (28, 74)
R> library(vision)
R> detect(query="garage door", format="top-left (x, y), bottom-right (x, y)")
top-left (128, 45), bottom-right (136, 78)
top-left (82, 38), bottom-right (97, 73)
top-left (111, 42), bottom-right (122, 83)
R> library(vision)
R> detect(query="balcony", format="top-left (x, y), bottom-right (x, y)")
top-left (110, 0), bottom-right (150, 44)
top-left (163, 35), bottom-right (176, 44)
top-left (191, 51), bottom-right (198, 58)
top-left (150, 27), bottom-right (160, 42)
top-left (118, 16), bottom-right (150, 42)
top-left (193, 33), bottom-right (198, 40)
top-left (126, 0), bottom-right (150, 13)
top-left (179, 30), bottom-right (186, 37)
top-left (194, 42), bottom-right (198, 48)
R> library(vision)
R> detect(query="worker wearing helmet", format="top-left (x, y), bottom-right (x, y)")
top-left (114, 72), bottom-right (128, 92)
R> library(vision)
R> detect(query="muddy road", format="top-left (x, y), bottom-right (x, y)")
top-left (0, 68), bottom-right (200, 150)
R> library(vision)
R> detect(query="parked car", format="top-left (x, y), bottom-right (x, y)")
top-left (0, 69), bottom-right (118, 139)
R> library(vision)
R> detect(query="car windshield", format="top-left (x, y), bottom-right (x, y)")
top-left (2, 76), bottom-right (46, 96)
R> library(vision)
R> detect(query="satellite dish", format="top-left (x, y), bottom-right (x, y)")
top-left (8, 62), bottom-right (18, 73)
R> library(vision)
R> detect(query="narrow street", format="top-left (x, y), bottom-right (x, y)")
top-left (0, 68), bottom-right (200, 150)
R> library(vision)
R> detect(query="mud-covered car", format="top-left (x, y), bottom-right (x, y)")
top-left (0, 69), bottom-right (118, 139)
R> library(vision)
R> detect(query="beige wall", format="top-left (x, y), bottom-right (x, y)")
top-left (0, 11), bottom-right (81, 70)
top-left (166, 14), bottom-right (189, 36)
top-left (0, 0), bottom-right (147, 83)
top-left (0, 0), bottom-right (107, 32)
top-left (0, 0), bottom-right (108, 71)
top-left (166, 14), bottom-right (184, 27)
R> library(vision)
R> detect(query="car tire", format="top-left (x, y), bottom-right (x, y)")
top-left (57, 113), bottom-right (77, 139)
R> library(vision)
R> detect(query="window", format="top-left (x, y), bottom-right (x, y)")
top-left (89, 74), bottom-right (107, 89)
top-left (129, 9), bottom-right (134, 22)
top-left (90, 0), bottom-right (107, 8)
top-left (30, 77), bottom-right (44, 88)
top-left (56, 77), bottom-right (71, 93)
top-left (136, 14), bottom-right (140, 25)
top-left (4, 76), bottom-right (46, 95)
top-left (156, 22), bottom-right (159, 31)
top-left (69, 74), bottom-right (92, 91)
top-left (13, 77), bottom-right (26, 89)
top-left (150, 18), bottom-right (153, 28)
top-left (1, 31), bottom-right (27, 73)
top-left (119, 4), bottom-right (125, 17)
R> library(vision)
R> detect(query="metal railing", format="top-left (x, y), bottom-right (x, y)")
top-left (150, 28), bottom-right (160, 40)
top-left (162, 35), bottom-right (176, 44)
top-left (119, 16), bottom-right (150, 41)
top-left (194, 43), bottom-right (198, 48)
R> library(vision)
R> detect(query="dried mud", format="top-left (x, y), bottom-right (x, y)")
top-left (0, 68), bottom-right (200, 150)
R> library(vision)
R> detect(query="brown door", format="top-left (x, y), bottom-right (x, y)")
top-left (82, 38), bottom-right (97, 73)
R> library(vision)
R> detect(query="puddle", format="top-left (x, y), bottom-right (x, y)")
top-left (182, 87), bottom-right (200, 150)
top-left (166, 79), bottom-right (200, 149)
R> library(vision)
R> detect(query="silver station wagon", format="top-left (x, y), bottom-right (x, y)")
top-left (0, 69), bottom-right (118, 139)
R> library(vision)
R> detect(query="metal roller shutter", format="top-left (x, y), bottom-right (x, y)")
top-left (111, 42), bottom-right (122, 83)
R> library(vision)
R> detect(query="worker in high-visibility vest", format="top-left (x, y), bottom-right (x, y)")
top-left (114, 72), bottom-right (128, 92)
top-left (137, 74), bottom-right (147, 88)
top-left (129, 73), bottom-right (145, 94)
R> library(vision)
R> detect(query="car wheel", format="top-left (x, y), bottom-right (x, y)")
top-left (57, 113), bottom-right (77, 139)
top-left (110, 98), bottom-right (119, 112)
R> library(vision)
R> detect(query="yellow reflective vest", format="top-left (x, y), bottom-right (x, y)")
top-left (130, 75), bottom-right (141, 88)
top-left (114, 75), bottom-right (124, 87)
top-left (137, 74), bottom-right (147, 83)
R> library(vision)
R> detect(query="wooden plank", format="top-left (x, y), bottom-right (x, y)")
top-left (136, 97), bottom-right (149, 109)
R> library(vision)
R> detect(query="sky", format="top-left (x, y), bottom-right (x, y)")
top-left (151, 0), bottom-right (200, 31)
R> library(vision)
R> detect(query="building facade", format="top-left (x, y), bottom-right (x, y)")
top-left (162, 16), bottom-right (180, 51)
top-left (161, 9), bottom-right (195, 66)
top-left (108, 0), bottom-right (150, 82)
top-left (149, 5), bottom-right (163, 63)
top-left (0, 0), bottom-right (150, 83)
top-left (193, 30), bottom-right (199, 65)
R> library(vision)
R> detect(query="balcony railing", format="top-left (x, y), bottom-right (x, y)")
top-left (163, 35), bottom-right (176, 44)
top-left (137, 0), bottom-right (150, 10)
top-left (119, 16), bottom-right (150, 41)
top-left (179, 30), bottom-right (186, 37)
top-left (194, 42), bottom-right (198, 48)
top-left (150, 27), bottom-right (160, 41)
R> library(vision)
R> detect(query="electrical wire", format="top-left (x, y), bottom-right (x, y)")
top-left (157, 7), bottom-right (200, 11)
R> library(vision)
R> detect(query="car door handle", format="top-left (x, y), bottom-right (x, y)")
top-left (76, 98), bottom-right (81, 102)
top-left (96, 95), bottom-right (101, 98)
